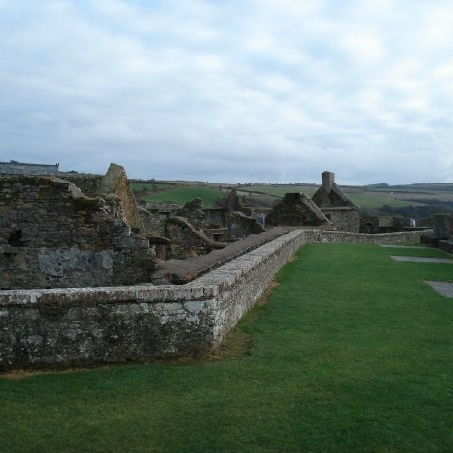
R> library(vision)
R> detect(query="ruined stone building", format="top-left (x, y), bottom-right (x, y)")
top-left (421, 214), bottom-right (453, 253)
top-left (0, 160), bottom-right (60, 176)
top-left (265, 192), bottom-right (330, 227)
top-left (312, 171), bottom-right (360, 232)
top-left (138, 190), bottom-right (264, 260)
top-left (360, 216), bottom-right (406, 234)
top-left (1, 164), bottom-right (363, 292)
top-left (1, 163), bottom-right (429, 371)
top-left (0, 163), bottom-right (156, 289)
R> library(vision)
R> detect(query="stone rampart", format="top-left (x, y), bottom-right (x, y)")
top-left (0, 228), bottom-right (427, 371)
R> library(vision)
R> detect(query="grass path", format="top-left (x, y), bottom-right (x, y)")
top-left (1, 244), bottom-right (452, 452)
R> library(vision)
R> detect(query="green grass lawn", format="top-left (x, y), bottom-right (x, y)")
top-left (1, 244), bottom-right (453, 452)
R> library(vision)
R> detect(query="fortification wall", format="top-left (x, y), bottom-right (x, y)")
top-left (0, 228), bottom-right (426, 371)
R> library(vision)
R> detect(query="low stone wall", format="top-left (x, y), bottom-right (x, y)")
top-left (439, 240), bottom-right (453, 254)
top-left (0, 161), bottom-right (59, 176)
top-left (0, 228), bottom-right (427, 371)
top-left (311, 229), bottom-right (428, 244)
top-left (153, 227), bottom-right (291, 284)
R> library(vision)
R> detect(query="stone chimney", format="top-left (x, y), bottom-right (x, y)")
top-left (322, 171), bottom-right (335, 192)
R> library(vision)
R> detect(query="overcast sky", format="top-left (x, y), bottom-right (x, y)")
top-left (1, 0), bottom-right (453, 184)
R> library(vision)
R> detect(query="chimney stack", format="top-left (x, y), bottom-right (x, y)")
top-left (322, 171), bottom-right (335, 191)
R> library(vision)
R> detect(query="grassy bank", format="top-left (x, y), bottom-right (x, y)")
top-left (1, 244), bottom-right (452, 452)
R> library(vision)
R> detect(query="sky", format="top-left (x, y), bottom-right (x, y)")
top-left (1, 0), bottom-right (453, 185)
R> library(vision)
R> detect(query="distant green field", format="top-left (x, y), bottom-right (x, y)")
top-left (245, 185), bottom-right (424, 210)
top-left (131, 182), bottom-right (429, 211)
top-left (347, 193), bottom-right (425, 209)
top-left (246, 184), bottom-right (316, 198)
top-left (131, 182), bottom-right (175, 192)
top-left (135, 186), bottom-right (226, 209)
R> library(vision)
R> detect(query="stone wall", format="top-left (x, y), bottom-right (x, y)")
top-left (308, 229), bottom-right (427, 244)
top-left (152, 228), bottom-right (291, 284)
top-left (0, 175), bottom-right (156, 289)
top-left (266, 193), bottom-right (329, 227)
top-left (177, 198), bottom-right (205, 229)
top-left (165, 217), bottom-right (226, 259)
top-left (139, 207), bottom-right (169, 236)
top-left (203, 209), bottom-right (227, 228)
top-left (57, 173), bottom-right (103, 197)
top-left (322, 207), bottom-right (360, 233)
top-left (312, 171), bottom-right (360, 232)
top-left (0, 228), bottom-right (427, 371)
top-left (433, 214), bottom-right (453, 239)
top-left (98, 163), bottom-right (144, 232)
top-left (0, 161), bottom-right (59, 175)
top-left (60, 164), bottom-right (143, 232)
top-left (361, 216), bottom-right (397, 234)
top-left (228, 211), bottom-right (265, 239)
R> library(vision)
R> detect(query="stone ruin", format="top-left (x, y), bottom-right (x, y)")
top-left (0, 163), bottom-right (431, 371)
top-left (360, 216), bottom-right (405, 234)
top-left (138, 189), bottom-right (265, 262)
top-left (265, 192), bottom-right (330, 227)
top-left (312, 171), bottom-right (360, 232)
top-left (263, 172), bottom-right (360, 232)
top-left (0, 165), bottom-right (371, 291)
top-left (0, 163), bottom-right (156, 289)
top-left (0, 160), bottom-right (59, 176)
top-left (0, 162), bottom-right (274, 290)
top-left (421, 214), bottom-right (453, 253)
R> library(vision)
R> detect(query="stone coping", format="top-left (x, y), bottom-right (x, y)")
top-left (0, 284), bottom-right (219, 306)
top-left (151, 227), bottom-right (291, 284)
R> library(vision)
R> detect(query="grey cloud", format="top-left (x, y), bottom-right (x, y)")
top-left (0, 0), bottom-right (452, 184)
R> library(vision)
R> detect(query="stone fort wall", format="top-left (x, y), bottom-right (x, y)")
top-left (0, 228), bottom-right (425, 371)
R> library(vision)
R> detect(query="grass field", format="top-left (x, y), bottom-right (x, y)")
top-left (134, 185), bottom-right (226, 209)
top-left (346, 192), bottom-right (426, 209)
top-left (1, 244), bottom-right (452, 452)
top-left (132, 181), bottom-right (433, 211)
top-left (246, 184), bottom-right (317, 198)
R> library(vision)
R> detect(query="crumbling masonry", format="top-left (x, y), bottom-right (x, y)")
top-left (0, 164), bottom-right (428, 371)
top-left (0, 164), bottom-right (156, 289)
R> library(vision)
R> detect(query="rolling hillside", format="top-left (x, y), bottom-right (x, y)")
top-left (131, 180), bottom-right (453, 222)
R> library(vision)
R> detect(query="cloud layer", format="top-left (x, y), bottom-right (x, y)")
top-left (1, 0), bottom-right (452, 184)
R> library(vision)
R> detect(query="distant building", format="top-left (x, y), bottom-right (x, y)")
top-left (0, 160), bottom-right (59, 176)
top-left (312, 171), bottom-right (360, 232)
top-left (359, 216), bottom-right (405, 234)
top-left (265, 192), bottom-right (330, 227)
